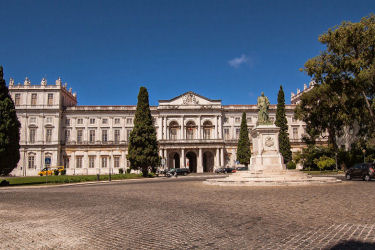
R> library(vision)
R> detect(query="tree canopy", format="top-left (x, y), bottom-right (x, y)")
top-left (237, 112), bottom-right (251, 167)
top-left (127, 87), bottom-right (159, 176)
top-left (296, 14), bottom-right (375, 147)
top-left (275, 85), bottom-right (292, 163)
top-left (0, 66), bottom-right (21, 176)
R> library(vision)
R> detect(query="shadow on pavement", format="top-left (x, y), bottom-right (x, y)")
top-left (328, 240), bottom-right (375, 250)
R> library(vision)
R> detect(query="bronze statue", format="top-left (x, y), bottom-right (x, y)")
top-left (257, 92), bottom-right (271, 125)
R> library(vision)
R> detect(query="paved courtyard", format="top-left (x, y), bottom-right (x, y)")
top-left (1, 177), bottom-right (375, 249)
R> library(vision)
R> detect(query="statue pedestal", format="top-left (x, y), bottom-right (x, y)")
top-left (250, 124), bottom-right (285, 171)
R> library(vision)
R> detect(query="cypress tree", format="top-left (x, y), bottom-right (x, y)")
top-left (275, 85), bottom-right (292, 163)
top-left (0, 66), bottom-right (21, 176)
top-left (237, 112), bottom-right (251, 168)
top-left (127, 87), bottom-right (159, 177)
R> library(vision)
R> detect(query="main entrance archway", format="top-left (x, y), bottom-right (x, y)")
top-left (168, 152), bottom-right (180, 169)
top-left (203, 151), bottom-right (214, 172)
top-left (186, 151), bottom-right (197, 173)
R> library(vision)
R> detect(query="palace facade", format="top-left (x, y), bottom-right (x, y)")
top-left (8, 77), bottom-right (310, 176)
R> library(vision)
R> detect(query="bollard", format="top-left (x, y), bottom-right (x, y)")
top-left (97, 174), bottom-right (100, 181)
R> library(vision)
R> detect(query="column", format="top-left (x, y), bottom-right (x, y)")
top-left (220, 148), bottom-right (224, 167)
top-left (84, 151), bottom-right (89, 173)
top-left (71, 151), bottom-right (76, 175)
top-left (216, 148), bottom-right (220, 168)
top-left (163, 117), bottom-right (167, 140)
top-left (122, 150), bottom-right (127, 170)
top-left (181, 148), bottom-right (185, 167)
top-left (158, 117), bottom-right (163, 140)
top-left (218, 116), bottom-right (222, 139)
top-left (180, 116), bottom-right (184, 140)
top-left (96, 151), bottom-right (100, 174)
top-left (197, 148), bottom-right (203, 173)
top-left (198, 116), bottom-right (201, 139)
top-left (214, 116), bottom-right (218, 139)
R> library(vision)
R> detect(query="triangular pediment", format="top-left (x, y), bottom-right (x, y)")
top-left (158, 91), bottom-right (221, 107)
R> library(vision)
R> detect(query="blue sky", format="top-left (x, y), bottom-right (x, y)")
top-left (1, 0), bottom-right (374, 105)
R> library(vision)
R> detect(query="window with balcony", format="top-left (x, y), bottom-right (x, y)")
top-left (15, 94), bottom-right (20, 105)
top-left (186, 121), bottom-right (196, 140)
top-left (126, 118), bottom-right (133, 125)
top-left (102, 118), bottom-right (108, 124)
top-left (169, 121), bottom-right (179, 140)
top-left (235, 117), bottom-right (241, 123)
top-left (47, 93), bottom-right (53, 106)
top-left (29, 128), bottom-right (36, 143)
top-left (77, 129), bottom-right (83, 143)
top-left (114, 118), bottom-right (120, 124)
top-left (31, 94), bottom-right (37, 106)
top-left (293, 127), bottom-right (298, 139)
top-left (90, 118), bottom-right (95, 124)
top-left (101, 157), bottom-right (108, 168)
top-left (246, 117), bottom-right (252, 123)
top-left (89, 156), bottom-right (95, 168)
top-left (224, 128), bottom-right (230, 140)
top-left (114, 156), bottom-right (120, 168)
top-left (28, 155), bottom-right (35, 168)
top-left (46, 128), bottom-right (52, 142)
top-left (203, 121), bottom-right (213, 139)
top-left (114, 129), bottom-right (120, 143)
top-left (90, 130), bottom-right (95, 143)
top-left (76, 156), bottom-right (83, 168)
top-left (77, 118), bottom-right (83, 125)
top-left (102, 130), bottom-right (108, 142)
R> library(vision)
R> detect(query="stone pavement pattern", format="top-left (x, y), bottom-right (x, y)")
top-left (1, 178), bottom-right (375, 249)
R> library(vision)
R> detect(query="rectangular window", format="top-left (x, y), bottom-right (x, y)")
top-left (47, 93), bottom-right (53, 106)
top-left (28, 156), bottom-right (35, 168)
top-left (15, 94), bottom-right (20, 105)
top-left (127, 129), bottom-right (132, 141)
top-left (89, 156), bottom-right (95, 168)
top-left (29, 128), bottom-right (36, 143)
top-left (203, 128), bottom-right (211, 139)
top-left (293, 127), bottom-right (298, 139)
top-left (31, 93), bottom-right (37, 106)
top-left (224, 128), bottom-right (230, 140)
top-left (65, 130), bottom-right (70, 142)
top-left (64, 157), bottom-right (69, 169)
top-left (77, 118), bottom-right (83, 125)
top-left (236, 128), bottom-right (240, 139)
top-left (102, 130), bottom-right (108, 142)
top-left (246, 117), bottom-right (252, 123)
top-left (114, 156), bottom-right (120, 168)
top-left (90, 130), bottom-right (95, 143)
top-left (235, 117), bottom-right (241, 123)
top-left (46, 128), bottom-right (52, 142)
top-left (102, 118), bottom-right (108, 124)
top-left (77, 129), bottom-right (83, 143)
top-left (76, 156), bottom-right (82, 168)
top-left (65, 118), bottom-right (70, 126)
top-left (114, 129), bottom-right (120, 143)
top-left (101, 157), bottom-right (107, 168)
top-left (90, 118), bottom-right (95, 124)
top-left (170, 128), bottom-right (177, 140)
top-left (114, 118), bottom-right (120, 124)
top-left (186, 128), bottom-right (194, 140)
top-left (126, 118), bottom-right (133, 124)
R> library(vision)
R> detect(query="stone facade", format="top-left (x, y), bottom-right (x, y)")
top-left (8, 77), bottom-right (311, 176)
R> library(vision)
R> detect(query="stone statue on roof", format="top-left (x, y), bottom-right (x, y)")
top-left (257, 92), bottom-right (271, 125)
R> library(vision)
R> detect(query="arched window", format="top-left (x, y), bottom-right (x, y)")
top-left (169, 121), bottom-right (179, 140)
top-left (203, 120), bottom-right (213, 139)
top-left (186, 121), bottom-right (196, 140)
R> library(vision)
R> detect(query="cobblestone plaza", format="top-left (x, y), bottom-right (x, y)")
top-left (1, 177), bottom-right (375, 249)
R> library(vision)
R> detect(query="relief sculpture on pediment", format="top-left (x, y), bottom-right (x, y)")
top-left (183, 93), bottom-right (199, 105)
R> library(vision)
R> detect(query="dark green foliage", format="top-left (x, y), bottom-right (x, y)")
top-left (126, 168), bottom-right (131, 174)
top-left (127, 87), bottom-right (160, 177)
top-left (119, 168), bottom-right (124, 174)
top-left (61, 169), bottom-right (66, 175)
top-left (0, 180), bottom-right (10, 186)
top-left (275, 85), bottom-right (292, 163)
top-left (286, 161), bottom-right (296, 169)
top-left (0, 66), bottom-right (21, 176)
top-left (54, 169), bottom-right (59, 176)
top-left (237, 112), bottom-right (251, 167)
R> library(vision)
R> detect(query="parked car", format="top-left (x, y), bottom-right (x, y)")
top-left (345, 163), bottom-right (375, 181)
top-left (155, 169), bottom-right (168, 176)
top-left (236, 166), bottom-right (248, 171)
top-left (166, 168), bottom-right (190, 177)
top-left (215, 167), bottom-right (236, 174)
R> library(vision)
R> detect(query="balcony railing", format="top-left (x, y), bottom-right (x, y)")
top-left (64, 140), bottom-right (127, 146)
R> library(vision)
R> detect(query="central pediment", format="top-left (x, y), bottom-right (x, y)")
top-left (158, 91), bottom-right (221, 107)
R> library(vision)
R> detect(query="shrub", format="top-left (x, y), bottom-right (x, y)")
top-left (119, 168), bottom-right (124, 174)
top-left (61, 169), bottom-right (66, 175)
top-left (0, 180), bottom-right (10, 186)
top-left (54, 169), bottom-right (59, 176)
top-left (286, 161), bottom-right (296, 169)
top-left (126, 168), bottom-right (131, 174)
top-left (314, 156), bottom-right (335, 171)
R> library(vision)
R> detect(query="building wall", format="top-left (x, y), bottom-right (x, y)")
top-left (8, 79), bottom-right (311, 176)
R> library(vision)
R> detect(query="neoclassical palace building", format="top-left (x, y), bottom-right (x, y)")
top-left (8, 77), bottom-right (310, 176)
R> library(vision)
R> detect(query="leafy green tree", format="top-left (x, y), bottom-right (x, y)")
top-left (313, 156), bottom-right (335, 172)
top-left (127, 87), bottom-right (159, 177)
top-left (237, 112), bottom-right (251, 168)
top-left (300, 14), bottom-right (375, 143)
top-left (0, 66), bottom-right (21, 176)
top-left (275, 85), bottom-right (292, 163)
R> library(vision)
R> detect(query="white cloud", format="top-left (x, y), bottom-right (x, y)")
top-left (228, 54), bottom-right (249, 68)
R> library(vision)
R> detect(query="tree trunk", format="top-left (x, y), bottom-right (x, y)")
top-left (362, 91), bottom-right (375, 124)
